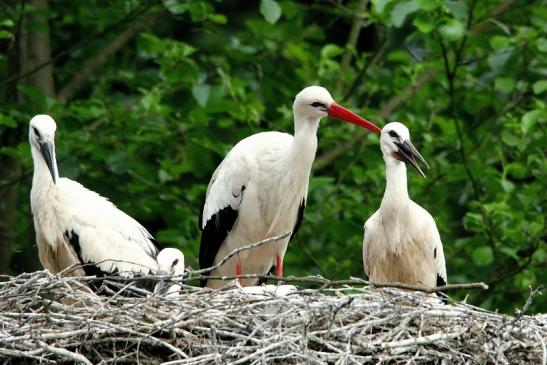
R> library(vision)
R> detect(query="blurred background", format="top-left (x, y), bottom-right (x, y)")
top-left (0, 0), bottom-right (544, 313)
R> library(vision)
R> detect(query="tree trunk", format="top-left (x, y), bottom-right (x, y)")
top-left (0, 0), bottom-right (54, 274)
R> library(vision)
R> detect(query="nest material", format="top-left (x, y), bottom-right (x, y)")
top-left (0, 270), bottom-right (545, 364)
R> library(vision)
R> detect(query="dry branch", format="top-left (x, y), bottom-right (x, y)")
top-left (0, 270), bottom-right (544, 364)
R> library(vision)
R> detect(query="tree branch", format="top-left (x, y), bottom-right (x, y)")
top-left (57, 9), bottom-right (167, 102)
top-left (336, 0), bottom-right (369, 92)
top-left (0, 1), bottom-right (157, 89)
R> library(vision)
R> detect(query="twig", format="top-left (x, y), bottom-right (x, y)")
top-left (188, 231), bottom-right (292, 276)
top-left (35, 341), bottom-right (92, 365)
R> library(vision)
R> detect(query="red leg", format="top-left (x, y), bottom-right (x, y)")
top-left (276, 255), bottom-right (283, 278)
top-left (236, 258), bottom-right (242, 286)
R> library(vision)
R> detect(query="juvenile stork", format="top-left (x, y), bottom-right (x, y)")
top-left (362, 122), bottom-right (447, 288)
top-left (199, 86), bottom-right (381, 288)
top-left (29, 115), bottom-right (160, 287)
top-left (155, 248), bottom-right (185, 297)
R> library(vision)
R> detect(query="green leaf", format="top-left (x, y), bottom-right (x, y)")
top-left (532, 80), bottom-right (547, 95)
top-left (490, 36), bottom-right (510, 51)
top-left (500, 179), bottom-right (515, 193)
top-left (0, 18), bottom-right (14, 27)
top-left (162, 0), bottom-right (187, 15)
top-left (472, 246), bottom-right (494, 266)
top-left (0, 30), bottom-right (11, 39)
top-left (463, 212), bottom-right (484, 232)
top-left (444, 0), bottom-right (467, 20)
top-left (537, 38), bottom-right (547, 53)
top-left (321, 44), bottom-right (344, 59)
top-left (487, 48), bottom-right (513, 72)
top-left (416, 0), bottom-right (437, 11)
top-left (495, 77), bottom-right (515, 94)
top-left (260, 0), bottom-right (282, 24)
top-left (0, 114), bottom-right (16, 128)
top-left (371, 0), bottom-right (394, 13)
top-left (499, 246), bottom-right (520, 261)
top-left (192, 84), bottom-right (211, 107)
top-left (439, 18), bottom-right (464, 41)
top-left (501, 130), bottom-right (519, 146)
top-left (390, 0), bottom-right (418, 27)
top-left (413, 14), bottom-right (434, 33)
top-left (521, 110), bottom-right (541, 134)
top-left (209, 13), bottom-right (227, 24)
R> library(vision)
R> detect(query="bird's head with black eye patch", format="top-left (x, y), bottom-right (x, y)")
top-left (380, 122), bottom-right (429, 177)
top-left (292, 86), bottom-right (381, 134)
top-left (29, 115), bottom-right (59, 184)
top-left (157, 248), bottom-right (185, 276)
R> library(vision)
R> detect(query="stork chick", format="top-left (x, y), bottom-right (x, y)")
top-left (155, 248), bottom-right (185, 297)
top-left (363, 122), bottom-right (447, 288)
top-left (29, 115), bottom-right (160, 290)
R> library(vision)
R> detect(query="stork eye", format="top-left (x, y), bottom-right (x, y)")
top-left (172, 259), bottom-right (179, 267)
top-left (310, 102), bottom-right (326, 108)
top-left (33, 127), bottom-right (41, 138)
top-left (388, 130), bottom-right (399, 138)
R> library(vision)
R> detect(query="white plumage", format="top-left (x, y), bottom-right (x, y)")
top-left (155, 248), bottom-right (185, 297)
top-left (29, 115), bottom-right (159, 283)
top-left (199, 86), bottom-right (381, 288)
top-left (363, 122), bottom-right (447, 288)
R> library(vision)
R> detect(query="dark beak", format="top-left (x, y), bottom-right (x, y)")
top-left (394, 139), bottom-right (429, 177)
top-left (39, 141), bottom-right (57, 184)
top-left (155, 271), bottom-right (170, 294)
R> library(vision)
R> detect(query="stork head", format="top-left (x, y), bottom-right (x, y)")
top-left (293, 86), bottom-right (381, 134)
top-left (29, 115), bottom-right (58, 184)
top-left (157, 248), bottom-right (185, 276)
top-left (380, 122), bottom-right (429, 177)
top-left (155, 248), bottom-right (185, 295)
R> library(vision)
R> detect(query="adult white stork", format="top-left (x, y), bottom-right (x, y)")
top-left (154, 248), bottom-right (185, 297)
top-left (362, 122), bottom-right (447, 288)
top-left (199, 86), bottom-right (381, 288)
top-left (29, 115), bottom-right (160, 291)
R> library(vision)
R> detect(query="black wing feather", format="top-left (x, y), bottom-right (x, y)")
top-left (199, 205), bottom-right (239, 287)
top-left (290, 198), bottom-right (306, 240)
top-left (65, 229), bottom-right (154, 295)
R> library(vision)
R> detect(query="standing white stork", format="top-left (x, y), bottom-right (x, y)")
top-left (154, 248), bottom-right (185, 297)
top-left (362, 122), bottom-right (447, 288)
top-left (199, 86), bottom-right (381, 288)
top-left (29, 115), bottom-right (160, 290)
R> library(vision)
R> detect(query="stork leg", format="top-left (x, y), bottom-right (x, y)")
top-left (235, 257), bottom-right (242, 287)
top-left (276, 255), bottom-right (283, 278)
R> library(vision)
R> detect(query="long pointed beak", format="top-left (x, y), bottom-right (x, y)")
top-left (327, 102), bottom-right (382, 134)
top-left (394, 139), bottom-right (429, 178)
top-left (155, 271), bottom-right (170, 294)
top-left (39, 141), bottom-right (57, 184)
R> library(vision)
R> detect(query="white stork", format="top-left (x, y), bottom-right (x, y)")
top-left (29, 115), bottom-right (160, 290)
top-left (154, 248), bottom-right (185, 297)
top-left (199, 86), bottom-right (381, 288)
top-left (362, 122), bottom-right (447, 288)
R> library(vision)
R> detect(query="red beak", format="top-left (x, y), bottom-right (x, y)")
top-left (326, 102), bottom-right (381, 134)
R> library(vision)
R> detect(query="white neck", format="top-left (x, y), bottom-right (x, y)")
top-left (288, 114), bottom-right (319, 171)
top-left (380, 155), bottom-right (410, 214)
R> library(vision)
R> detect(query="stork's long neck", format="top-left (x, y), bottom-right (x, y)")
top-left (380, 155), bottom-right (410, 214)
top-left (289, 113), bottom-right (319, 171)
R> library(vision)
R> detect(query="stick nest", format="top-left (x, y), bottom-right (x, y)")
top-left (0, 270), bottom-right (545, 364)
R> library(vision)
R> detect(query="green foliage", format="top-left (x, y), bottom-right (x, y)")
top-left (0, 0), bottom-right (544, 313)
